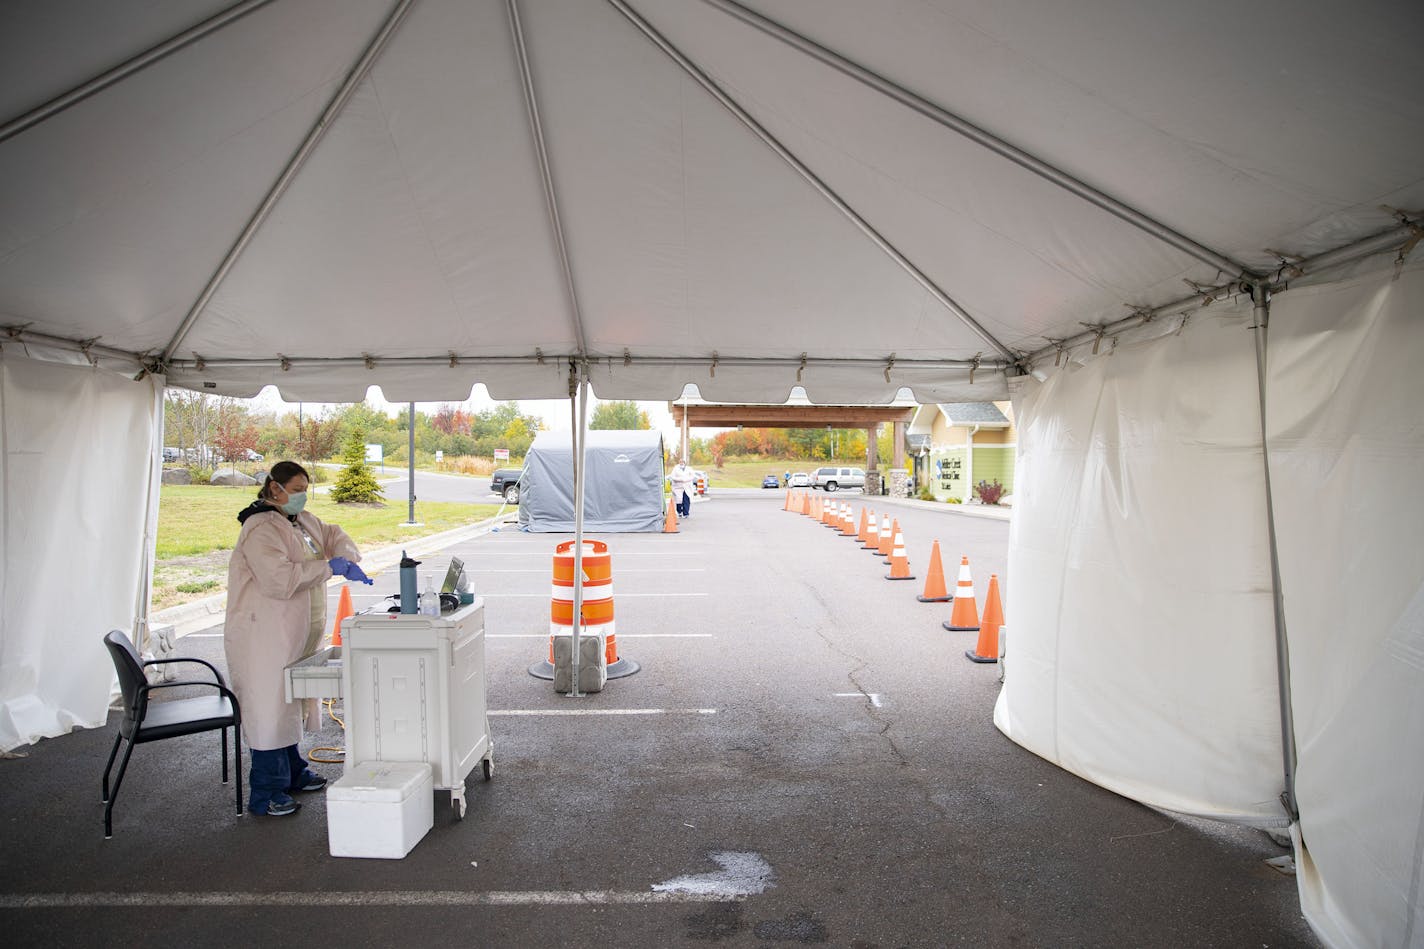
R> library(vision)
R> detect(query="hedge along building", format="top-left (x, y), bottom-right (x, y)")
top-left (0, 2), bottom-right (1421, 945)
top-left (907, 402), bottom-right (1017, 503)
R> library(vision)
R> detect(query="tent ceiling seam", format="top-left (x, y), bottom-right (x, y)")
top-left (507, 0), bottom-right (589, 358)
top-left (0, 0), bottom-right (278, 145)
top-left (697, 0), bottom-right (1255, 283)
top-left (158, 0), bottom-right (419, 367)
top-left (606, 0), bottom-right (1018, 367)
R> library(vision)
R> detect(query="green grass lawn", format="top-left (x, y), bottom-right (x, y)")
top-left (157, 485), bottom-right (501, 558)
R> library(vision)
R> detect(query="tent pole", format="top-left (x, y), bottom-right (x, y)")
top-left (696, 0), bottom-right (1250, 282)
top-left (405, 402), bottom-right (417, 525)
top-left (567, 364), bottom-right (588, 697)
top-left (0, 0), bottom-right (277, 145)
top-left (160, 0), bottom-right (418, 365)
top-left (605, 0), bottom-right (1018, 366)
top-left (1251, 283), bottom-right (1299, 821)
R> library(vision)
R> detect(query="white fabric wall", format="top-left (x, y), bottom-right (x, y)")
top-left (0, 354), bottom-right (162, 752)
top-left (996, 262), bottom-right (1424, 948)
top-left (1268, 265), bottom-right (1424, 949)
top-left (994, 302), bottom-right (1286, 823)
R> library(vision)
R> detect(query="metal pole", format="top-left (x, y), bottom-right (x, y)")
top-left (681, 391), bottom-right (690, 461)
top-left (406, 402), bottom-right (417, 525)
top-left (695, 0), bottom-right (1251, 282)
top-left (0, 0), bottom-right (277, 145)
top-left (568, 366), bottom-right (588, 697)
top-left (161, 0), bottom-right (418, 364)
top-left (1250, 283), bottom-right (1299, 820)
top-left (604, 0), bottom-right (1018, 365)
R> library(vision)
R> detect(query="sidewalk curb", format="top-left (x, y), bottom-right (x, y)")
top-left (156, 509), bottom-right (519, 638)
top-left (850, 493), bottom-right (1012, 522)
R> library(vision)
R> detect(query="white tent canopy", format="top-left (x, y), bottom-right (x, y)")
top-left (1, 2), bottom-right (1421, 945)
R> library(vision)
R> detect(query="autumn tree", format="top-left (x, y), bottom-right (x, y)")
top-left (589, 400), bottom-right (650, 430)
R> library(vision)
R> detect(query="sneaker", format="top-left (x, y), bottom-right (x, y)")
top-left (290, 772), bottom-right (328, 793)
top-left (252, 798), bottom-right (301, 817)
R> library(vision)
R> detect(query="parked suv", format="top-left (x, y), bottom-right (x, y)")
top-left (811, 466), bottom-right (865, 492)
top-left (490, 468), bottom-right (522, 503)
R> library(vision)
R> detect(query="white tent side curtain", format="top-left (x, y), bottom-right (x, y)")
top-left (995, 261), bottom-right (1424, 949)
top-left (0, 354), bottom-right (163, 751)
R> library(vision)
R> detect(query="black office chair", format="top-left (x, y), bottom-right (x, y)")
top-left (101, 630), bottom-right (243, 838)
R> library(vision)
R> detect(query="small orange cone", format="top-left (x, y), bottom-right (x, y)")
top-left (853, 507), bottom-right (869, 542)
top-left (783, 489), bottom-right (793, 511)
top-left (859, 508), bottom-right (876, 547)
top-left (967, 574), bottom-right (1003, 663)
top-left (943, 556), bottom-right (980, 632)
top-left (917, 540), bottom-right (952, 602)
top-left (663, 496), bottom-right (679, 533)
top-left (330, 584), bottom-right (354, 646)
top-left (884, 525), bottom-right (915, 580)
top-left (875, 515), bottom-right (893, 557)
top-left (798, 491), bottom-right (809, 515)
top-left (821, 497), bottom-right (835, 525)
top-left (838, 503), bottom-right (855, 535)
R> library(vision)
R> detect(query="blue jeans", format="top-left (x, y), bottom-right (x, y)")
top-left (248, 744), bottom-right (315, 813)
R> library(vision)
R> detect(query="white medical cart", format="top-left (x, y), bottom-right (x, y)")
top-left (285, 598), bottom-right (493, 819)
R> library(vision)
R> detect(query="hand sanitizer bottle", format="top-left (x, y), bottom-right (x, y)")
top-left (420, 576), bottom-right (439, 616)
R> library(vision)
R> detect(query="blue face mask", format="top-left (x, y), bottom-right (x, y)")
top-left (279, 491), bottom-right (307, 516)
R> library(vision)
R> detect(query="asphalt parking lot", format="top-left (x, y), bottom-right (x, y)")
top-left (0, 489), bottom-right (1314, 947)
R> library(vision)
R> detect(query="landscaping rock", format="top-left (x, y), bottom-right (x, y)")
top-left (210, 469), bottom-right (258, 486)
top-left (161, 468), bottom-right (191, 485)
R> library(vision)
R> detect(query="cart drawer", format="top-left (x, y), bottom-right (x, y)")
top-left (285, 646), bottom-right (343, 701)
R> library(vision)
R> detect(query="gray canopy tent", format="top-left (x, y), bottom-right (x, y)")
top-left (518, 429), bottom-right (666, 533)
top-left (1, 2), bottom-right (1421, 944)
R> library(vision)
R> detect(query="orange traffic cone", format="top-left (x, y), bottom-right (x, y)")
top-left (917, 540), bottom-right (952, 602)
top-left (838, 503), bottom-right (855, 534)
top-left (330, 584), bottom-right (354, 647)
top-left (875, 515), bottom-right (893, 557)
top-left (885, 524), bottom-right (915, 581)
top-left (967, 574), bottom-right (1003, 663)
top-left (865, 512), bottom-right (888, 550)
top-left (798, 491), bottom-right (809, 515)
top-left (943, 556), bottom-right (980, 632)
top-left (783, 489), bottom-right (793, 511)
top-left (853, 507), bottom-right (869, 543)
top-left (663, 496), bottom-right (679, 533)
top-left (859, 508), bottom-right (876, 547)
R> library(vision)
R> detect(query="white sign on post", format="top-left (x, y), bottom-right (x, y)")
top-left (365, 444), bottom-right (383, 463)
top-left (435, 450), bottom-right (443, 463)
top-left (494, 448), bottom-right (510, 462)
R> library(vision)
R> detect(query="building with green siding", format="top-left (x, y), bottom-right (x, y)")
top-left (906, 402), bottom-right (1016, 504)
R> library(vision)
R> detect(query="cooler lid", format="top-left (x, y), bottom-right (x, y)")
top-left (327, 761), bottom-right (432, 803)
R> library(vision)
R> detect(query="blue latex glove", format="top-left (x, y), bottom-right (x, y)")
top-left (343, 561), bottom-right (373, 585)
top-left (328, 557), bottom-right (373, 584)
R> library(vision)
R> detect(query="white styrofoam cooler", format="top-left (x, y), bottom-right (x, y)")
top-left (327, 760), bottom-right (433, 859)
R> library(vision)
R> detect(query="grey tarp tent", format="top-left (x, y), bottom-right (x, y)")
top-left (1, 2), bottom-right (1422, 944)
top-left (518, 429), bottom-right (665, 533)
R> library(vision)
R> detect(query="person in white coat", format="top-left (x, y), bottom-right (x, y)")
top-left (670, 460), bottom-right (696, 518)
top-left (224, 461), bottom-right (371, 817)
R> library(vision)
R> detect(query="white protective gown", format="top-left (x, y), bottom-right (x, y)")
top-left (223, 507), bottom-right (360, 750)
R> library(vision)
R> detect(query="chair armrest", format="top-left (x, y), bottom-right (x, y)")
top-left (143, 656), bottom-right (228, 687)
top-left (139, 680), bottom-right (241, 719)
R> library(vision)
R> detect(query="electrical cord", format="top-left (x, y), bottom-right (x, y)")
top-left (308, 698), bottom-right (346, 763)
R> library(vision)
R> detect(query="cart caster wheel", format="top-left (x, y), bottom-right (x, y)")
top-left (482, 757), bottom-right (493, 781)
top-left (452, 795), bottom-right (466, 820)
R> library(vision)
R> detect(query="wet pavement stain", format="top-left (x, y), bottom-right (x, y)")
top-left (753, 911), bottom-right (829, 943)
top-left (682, 902), bottom-right (745, 941)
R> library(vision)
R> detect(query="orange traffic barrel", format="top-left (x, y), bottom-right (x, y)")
top-left (528, 540), bottom-right (640, 680)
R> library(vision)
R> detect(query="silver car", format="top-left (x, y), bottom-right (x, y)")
top-left (810, 466), bottom-right (865, 492)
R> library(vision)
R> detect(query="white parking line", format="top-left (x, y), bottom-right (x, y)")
top-left (488, 633), bottom-right (713, 639)
top-left (489, 708), bottom-right (716, 716)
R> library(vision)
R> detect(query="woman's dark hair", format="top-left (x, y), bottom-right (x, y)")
top-left (260, 461), bottom-right (311, 500)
